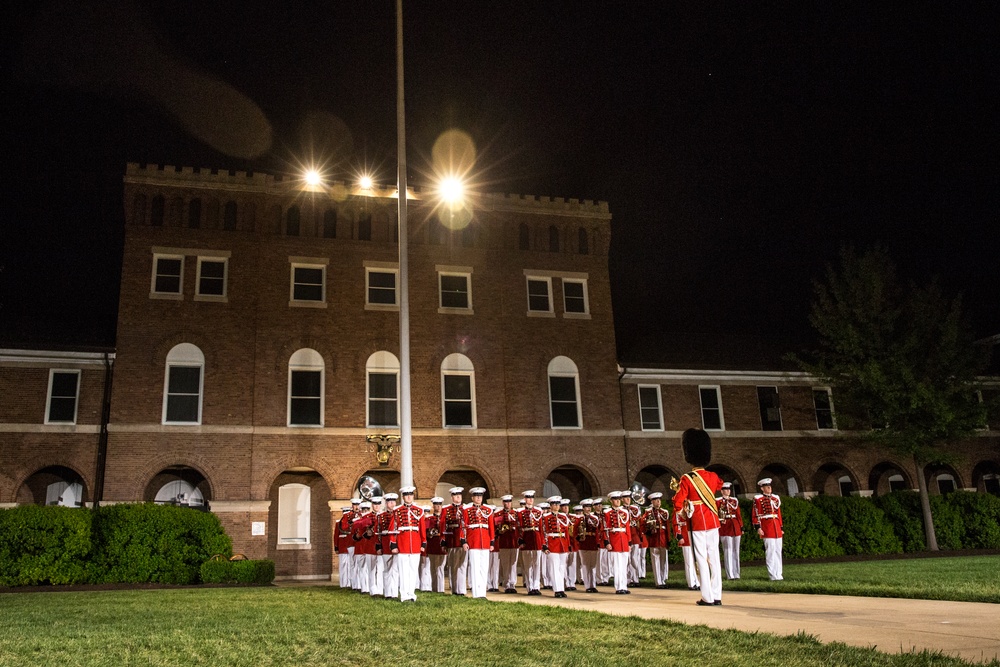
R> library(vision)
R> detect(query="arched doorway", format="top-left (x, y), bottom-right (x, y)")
top-left (706, 464), bottom-right (744, 497)
top-left (436, 468), bottom-right (489, 503)
top-left (17, 466), bottom-right (87, 507)
top-left (972, 461), bottom-right (1000, 496)
top-left (635, 464), bottom-right (679, 498)
top-left (543, 465), bottom-right (594, 503)
top-left (756, 464), bottom-right (802, 498)
top-left (268, 468), bottom-right (333, 579)
top-left (925, 464), bottom-right (963, 495)
top-left (145, 466), bottom-right (211, 509)
top-left (812, 462), bottom-right (858, 496)
top-left (869, 462), bottom-right (912, 496)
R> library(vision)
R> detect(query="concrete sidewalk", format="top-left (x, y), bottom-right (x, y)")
top-left (292, 577), bottom-right (1000, 664)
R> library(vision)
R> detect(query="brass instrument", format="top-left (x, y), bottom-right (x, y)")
top-left (669, 476), bottom-right (680, 492)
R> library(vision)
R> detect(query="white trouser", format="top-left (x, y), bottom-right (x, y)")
top-left (382, 553), bottom-right (398, 598)
top-left (338, 549), bottom-right (353, 588)
top-left (579, 550), bottom-right (599, 589)
top-left (447, 547), bottom-right (468, 594)
top-left (609, 549), bottom-right (629, 591)
top-left (429, 554), bottom-right (447, 592)
top-left (467, 549), bottom-right (490, 598)
top-left (488, 551), bottom-right (500, 590)
top-left (499, 548), bottom-right (519, 589)
top-left (541, 551), bottom-right (551, 587)
top-left (521, 550), bottom-right (542, 591)
top-left (691, 528), bottom-right (722, 604)
top-left (764, 537), bottom-right (783, 580)
top-left (545, 551), bottom-right (567, 593)
top-left (721, 535), bottom-right (741, 579)
top-left (356, 554), bottom-right (372, 594)
top-left (370, 552), bottom-right (384, 596)
top-left (682, 546), bottom-right (700, 589)
top-left (649, 547), bottom-right (668, 586)
top-left (418, 554), bottom-right (431, 591)
top-left (640, 547), bottom-right (648, 577)
top-left (565, 552), bottom-right (577, 587)
top-left (397, 553), bottom-right (420, 601)
top-left (599, 548), bottom-right (610, 583)
top-left (628, 544), bottom-right (641, 583)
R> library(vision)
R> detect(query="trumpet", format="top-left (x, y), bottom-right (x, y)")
top-left (499, 522), bottom-right (512, 534)
top-left (669, 476), bottom-right (680, 492)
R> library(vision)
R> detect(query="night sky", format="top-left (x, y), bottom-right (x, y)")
top-left (2, 2), bottom-right (998, 364)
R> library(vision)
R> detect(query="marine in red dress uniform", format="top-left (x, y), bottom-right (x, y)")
top-left (441, 487), bottom-right (468, 595)
top-left (577, 499), bottom-right (603, 592)
top-left (494, 494), bottom-right (520, 593)
top-left (540, 496), bottom-right (571, 597)
top-left (462, 487), bottom-right (495, 599)
top-left (422, 497), bottom-right (447, 592)
top-left (335, 500), bottom-right (358, 589)
top-left (351, 502), bottom-right (378, 594)
top-left (751, 478), bottom-right (784, 581)
top-left (642, 492), bottom-right (671, 588)
top-left (517, 490), bottom-right (544, 595)
top-left (717, 482), bottom-right (743, 580)
top-left (389, 486), bottom-right (425, 601)
top-left (602, 491), bottom-right (632, 594)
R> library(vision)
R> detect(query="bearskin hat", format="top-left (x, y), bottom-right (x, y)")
top-left (681, 428), bottom-right (712, 467)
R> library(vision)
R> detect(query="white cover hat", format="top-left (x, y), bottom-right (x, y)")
top-left (371, 496), bottom-right (383, 504)
top-left (400, 486), bottom-right (416, 494)
top-left (470, 487), bottom-right (486, 495)
top-left (522, 490), bottom-right (536, 497)
top-left (449, 486), bottom-right (464, 495)
top-left (722, 482), bottom-right (732, 489)
top-left (608, 491), bottom-right (622, 499)
top-left (547, 495), bottom-right (562, 504)
top-left (501, 494), bottom-right (514, 501)
top-left (384, 493), bottom-right (398, 501)
top-left (758, 478), bottom-right (773, 486)
top-left (648, 492), bottom-right (663, 500)
top-left (538, 502), bottom-right (550, 509)
top-left (350, 498), bottom-right (362, 505)
top-left (431, 496), bottom-right (444, 504)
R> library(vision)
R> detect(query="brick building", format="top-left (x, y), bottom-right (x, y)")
top-left (1, 163), bottom-right (998, 580)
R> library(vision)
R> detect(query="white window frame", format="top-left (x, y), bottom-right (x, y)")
top-left (45, 369), bottom-right (81, 425)
top-left (366, 351), bottom-right (400, 428)
top-left (698, 385), bottom-right (725, 431)
top-left (526, 276), bottom-right (554, 317)
top-left (637, 384), bottom-right (663, 431)
top-left (151, 253), bottom-right (184, 300)
top-left (441, 353), bottom-right (476, 429)
top-left (548, 356), bottom-right (582, 429)
top-left (289, 258), bottom-right (328, 308)
top-left (288, 349), bottom-right (325, 427)
top-left (437, 267), bottom-right (473, 314)
top-left (195, 256), bottom-right (229, 301)
top-left (277, 483), bottom-right (311, 546)
top-left (813, 387), bottom-right (837, 430)
top-left (365, 265), bottom-right (399, 310)
top-left (162, 343), bottom-right (204, 425)
top-left (562, 278), bottom-right (590, 318)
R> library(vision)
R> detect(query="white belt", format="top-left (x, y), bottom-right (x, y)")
top-left (398, 527), bottom-right (419, 531)
top-left (610, 528), bottom-right (627, 533)
top-left (546, 533), bottom-right (564, 537)
top-left (759, 514), bottom-right (777, 519)
top-left (522, 527), bottom-right (537, 531)
top-left (467, 524), bottom-right (488, 529)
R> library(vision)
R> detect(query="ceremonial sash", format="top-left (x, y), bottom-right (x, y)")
top-left (685, 470), bottom-right (719, 517)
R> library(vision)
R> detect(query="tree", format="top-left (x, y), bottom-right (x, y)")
top-left (795, 247), bottom-right (991, 551)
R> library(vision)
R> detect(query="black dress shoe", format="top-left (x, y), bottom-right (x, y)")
top-left (487, 588), bottom-right (499, 592)
top-left (696, 599), bottom-right (713, 606)
top-left (615, 590), bottom-right (628, 595)
top-left (586, 587), bottom-right (598, 593)
top-left (656, 584), bottom-right (668, 589)
top-left (689, 586), bottom-right (700, 590)
top-left (566, 586), bottom-right (577, 591)
top-left (624, 589), bottom-right (631, 594)
top-left (555, 592), bottom-right (566, 598)
top-left (504, 588), bottom-right (517, 594)
top-left (528, 589), bottom-right (541, 596)
top-left (713, 600), bottom-right (722, 605)
top-left (542, 585), bottom-right (552, 590)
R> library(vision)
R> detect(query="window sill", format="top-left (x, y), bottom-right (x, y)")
top-left (527, 311), bottom-right (556, 318)
top-left (289, 300), bottom-right (327, 309)
top-left (563, 312), bottom-right (591, 320)
top-left (365, 303), bottom-right (400, 312)
top-left (438, 307), bottom-right (474, 315)
top-left (277, 543), bottom-right (312, 551)
top-left (194, 294), bottom-right (228, 303)
top-left (150, 292), bottom-right (183, 301)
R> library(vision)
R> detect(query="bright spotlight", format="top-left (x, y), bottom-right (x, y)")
top-left (304, 169), bottom-right (323, 186)
top-left (439, 176), bottom-right (465, 204)
top-left (359, 175), bottom-right (374, 190)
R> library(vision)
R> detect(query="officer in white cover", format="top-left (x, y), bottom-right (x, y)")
top-left (752, 478), bottom-right (784, 580)
top-left (442, 486), bottom-right (468, 595)
top-left (517, 490), bottom-right (545, 595)
top-left (717, 482), bottom-right (743, 580)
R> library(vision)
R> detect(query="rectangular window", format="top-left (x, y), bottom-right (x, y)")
top-left (278, 484), bottom-right (311, 545)
top-left (757, 386), bottom-right (782, 431)
top-left (549, 376), bottom-right (580, 428)
top-left (368, 372), bottom-right (399, 426)
top-left (366, 269), bottom-right (398, 306)
top-left (699, 386), bottom-right (724, 431)
top-left (291, 264), bottom-right (325, 303)
top-left (196, 258), bottom-right (227, 297)
top-left (563, 279), bottom-right (589, 315)
top-left (46, 370), bottom-right (80, 424)
top-left (813, 388), bottom-right (835, 430)
top-left (289, 370), bottom-right (322, 426)
top-left (527, 277), bottom-right (553, 313)
top-left (443, 374), bottom-right (474, 427)
top-left (638, 385), bottom-right (663, 431)
top-left (165, 366), bottom-right (202, 423)
top-left (152, 255), bottom-right (183, 295)
top-left (440, 273), bottom-right (470, 310)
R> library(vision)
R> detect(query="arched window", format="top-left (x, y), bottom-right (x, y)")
top-left (188, 198), bottom-right (202, 229)
top-left (223, 201), bottom-right (238, 230)
top-left (367, 351), bottom-right (400, 427)
top-left (286, 206), bottom-right (301, 236)
top-left (549, 225), bottom-right (560, 252)
top-left (45, 481), bottom-right (83, 507)
top-left (518, 223), bottom-right (529, 250)
top-left (288, 348), bottom-right (324, 427)
top-left (154, 479), bottom-right (205, 508)
top-left (163, 343), bottom-right (204, 424)
top-left (323, 209), bottom-right (337, 238)
top-left (578, 227), bottom-right (589, 255)
top-left (278, 483), bottom-right (311, 544)
top-left (548, 356), bottom-right (581, 429)
top-left (151, 195), bottom-right (165, 227)
top-left (441, 353), bottom-right (476, 428)
top-left (358, 213), bottom-right (372, 241)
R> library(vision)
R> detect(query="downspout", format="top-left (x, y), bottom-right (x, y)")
top-left (93, 351), bottom-right (114, 509)
top-left (618, 364), bottom-right (630, 488)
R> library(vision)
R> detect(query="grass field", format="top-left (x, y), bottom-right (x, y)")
top-left (659, 555), bottom-right (1000, 603)
top-left (0, 586), bottom-right (994, 667)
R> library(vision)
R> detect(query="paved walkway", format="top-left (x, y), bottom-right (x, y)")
top-left (284, 577), bottom-right (1000, 664)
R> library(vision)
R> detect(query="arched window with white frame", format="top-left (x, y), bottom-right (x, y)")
top-left (288, 348), bottom-right (324, 427)
top-left (441, 353), bottom-right (476, 428)
top-left (367, 351), bottom-right (400, 427)
top-left (548, 356), bottom-right (581, 429)
top-left (163, 343), bottom-right (204, 424)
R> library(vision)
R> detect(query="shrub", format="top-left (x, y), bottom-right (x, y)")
top-left (943, 492), bottom-right (1000, 549)
top-left (0, 505), bottom-right (92, 585)
top-left (873, 492), bottom-right (927, 552)
top-left (776, 496), bottom-right (845, 559)
top-left (89, 503), bottom-right (232, 584)
top-left (811, 495), bottom-right (902, 555)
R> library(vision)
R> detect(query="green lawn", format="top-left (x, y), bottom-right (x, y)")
top-left (659, 555), bottom-right (1000, 603)
top-left (0, 586), bottom-right (993, 667)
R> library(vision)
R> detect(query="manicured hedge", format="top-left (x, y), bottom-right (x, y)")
top-left (875, 491), bottom-right (1000, 552)
top-left (810, 495), bottom-right (903, 555)
top-left (200, 558), bottom-right (275, 585)
top-left (0, 505), bottom-right (93, 586)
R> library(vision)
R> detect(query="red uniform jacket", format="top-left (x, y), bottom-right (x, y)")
top-left (423, 513), bottom-right (446, 556)
top-left (441, 502), bottom-right (466, 549)
top-left (375, 511), bottom-right (395, 554)
top-left (518, 506), bottom-right (545, 550)
top-left (717, 496), bottom-right (744, 537)
top-left (642, 506), bottom-right (671, 549)
top-left (672, 468), bottom-right (723, 531)
top-left (352, 512), bottom-right (378, 555)
top-left (625, 503), bottom-right (642, 546)
top-left (495, 508), bottom-right (520, 549)
top-left (569, 515), bottom-right (581, 552)
top-left (541, 511), bottom-right (571, 553)
top-left (335, 510), bottom-right (354, 554)
top-left (603, 506), bottom-right (631, 552)
top-left (462, 504), bottom-right (495, 550)
top-left (577, 512), bottom-right (603, 551)
top-left (674, 511), bottom-right (692, 548)
top-left (751, 493), bottom-right (783, 538)
top-left (389, 503), bottom-right (426, 554)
